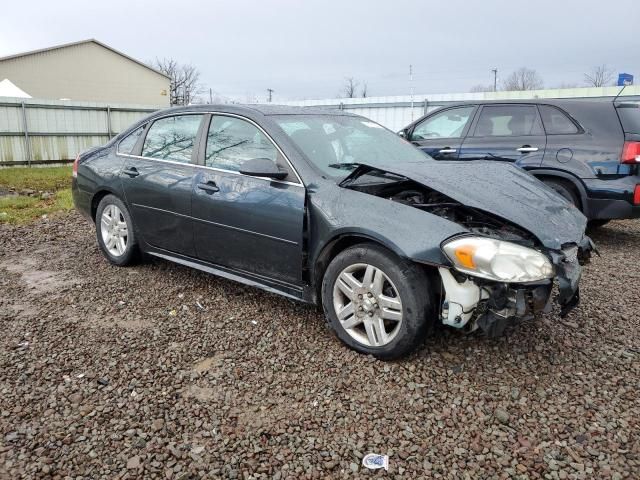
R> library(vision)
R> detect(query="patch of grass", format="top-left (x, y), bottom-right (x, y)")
top-left (0, 188), bottom-right (74, 224)
top-left (0, 166), bottom-right (73, 193)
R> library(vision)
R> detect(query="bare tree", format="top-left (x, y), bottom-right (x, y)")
top-left (342, 77), bottom-right (359, 98)
top-left (361, 82), bottom-right (368, 98)
top-left (502, 67), bottom-right (544, 91)
top-left (584, 64), bottom-right (615, 87)
top-left (152, 58), bottom-right (201, 106)
top-left (469, 84), bottom-right (494, 93)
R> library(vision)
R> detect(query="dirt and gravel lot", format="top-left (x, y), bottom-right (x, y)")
top-left (0, 212), bottom-right (638, 479)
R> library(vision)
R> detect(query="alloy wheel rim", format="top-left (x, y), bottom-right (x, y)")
top-left (100, 204), bottom-right (128, 257)
top-left (332, 263), bottom-right (403, 347)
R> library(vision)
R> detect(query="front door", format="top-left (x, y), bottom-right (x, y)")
top-left (120, 114), bottom-right (205, 257)
top-left (192, 114), bottom-right (305, 286)
top-left (408, 105), bottom-right (476, 160)
top-left (458, 104), bottom-right (546, 168)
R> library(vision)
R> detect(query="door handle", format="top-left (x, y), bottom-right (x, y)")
top-left (439, 148), bottom-right (457, 154)
top-left (517, 146), bottom-right (539, 153)
top-left (197, 181), bottom-right (220, 193)
top-left (123, 167), bottom-right (139, 177)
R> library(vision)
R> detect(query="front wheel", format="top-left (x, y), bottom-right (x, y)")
top-left (321, 244), bottom-right (434, 360)
top-left (95, 194), bottom-right (138, 266)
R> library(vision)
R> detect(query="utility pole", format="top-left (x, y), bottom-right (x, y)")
top-left (267, 88), bottom-right (274, 103)
top-left (409, 64), bottom-right (414, 121)
top-left (209, 88), bottom-right (213, 104)
top-left (492, 68), bottom-right (498, 92)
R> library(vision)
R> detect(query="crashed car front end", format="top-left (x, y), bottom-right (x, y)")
top-left (336, 161), bottom-right (597, 337)
top-left (438, 235), bottom-right (594, 336)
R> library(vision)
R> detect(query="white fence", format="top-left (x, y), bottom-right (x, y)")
top-left (282, 85), bottom-right (640, 131)
top-left (2, 86), bottom-right (639, 166)
top-left (0, 97), bottom-right (159, 166)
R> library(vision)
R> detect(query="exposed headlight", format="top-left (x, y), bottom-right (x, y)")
top-left (442, 236), bottom-right (554, 283)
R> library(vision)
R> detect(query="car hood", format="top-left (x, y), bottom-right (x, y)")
top-left (341, 160), bottom-right (587, 250)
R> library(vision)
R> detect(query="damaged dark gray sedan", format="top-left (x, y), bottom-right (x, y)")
top-left (72, 105), bottom-right (594, 359)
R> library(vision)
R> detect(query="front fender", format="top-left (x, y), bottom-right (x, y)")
top-left (308, 184), bottom-right (467, 271)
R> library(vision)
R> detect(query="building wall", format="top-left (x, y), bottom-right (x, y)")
top-left (0, 42), bottom-right (170, 106)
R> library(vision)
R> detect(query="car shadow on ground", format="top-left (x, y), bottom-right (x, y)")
top-left (587, 221), bottom-right (640, 246)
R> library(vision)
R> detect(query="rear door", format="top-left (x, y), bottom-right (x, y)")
top-left (191, 114), bottom-right (305, 286)
top-left (407, 105), bottom-right (476, 159)
top-left (538, 104), bottom-right (586, 171)
top-left (458, 104), bottom-right (546, 168)
top-left (120, 114), bottom-right (205, 256)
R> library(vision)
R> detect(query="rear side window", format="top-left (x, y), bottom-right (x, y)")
top-left (539, 105), bottom-right (579, 134)
top-left (205, 115), bottom-right (278, 171)
top-left (141, 115), bottom-right (203, 163)
top-left (473, 105), bottom-right (543, 137)
top-left (117, 126), bottom-right (144, 154)
top-left (411, 106), bottom-right (474, 140)
top-left (616, 105), bottom-right (640, 134)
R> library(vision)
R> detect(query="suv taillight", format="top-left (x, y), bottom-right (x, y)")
top-left (72, 154), bottom-right (79, 178)
top-left (621, 141), bottom-right (640, 164)
top-left (634, 185), bottom-right (640, 206)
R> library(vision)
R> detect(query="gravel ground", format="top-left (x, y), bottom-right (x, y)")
top-left (0, 212), bottom-right (638, 479)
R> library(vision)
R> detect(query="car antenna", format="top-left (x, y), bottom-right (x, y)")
top-left (612, 84), bottom-right (627, 104)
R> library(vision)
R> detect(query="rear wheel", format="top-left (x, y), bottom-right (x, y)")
top-left (587, 219), bottom-right (611, 230)
top-left (321, 244), bottom-right (434, 360)
top-left (95, 194), bottom-right (138, 266)
top-left (543, 179), bottom-right (580, 210)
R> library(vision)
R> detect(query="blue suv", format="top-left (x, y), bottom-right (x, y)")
top-left (400, 99), bottom-right (640, 226)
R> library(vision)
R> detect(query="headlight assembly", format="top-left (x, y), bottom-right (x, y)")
top-left (442, 236), bottom-right (554, 283)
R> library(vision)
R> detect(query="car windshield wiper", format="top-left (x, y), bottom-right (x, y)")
top-left (328, 162), bottom-right (361, 170)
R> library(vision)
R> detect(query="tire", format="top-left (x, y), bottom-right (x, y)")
top-left (95, 194), bottom-right (138, 266)
top-left (587, 219), bottom-right (611, 230)
top-left (321, 243), bottom-right (434, 360)
top-left (542, 179), bottom-right (580, 210)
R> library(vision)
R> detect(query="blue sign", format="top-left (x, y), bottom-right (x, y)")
top-left (618, 73), bottom-right (634, 86)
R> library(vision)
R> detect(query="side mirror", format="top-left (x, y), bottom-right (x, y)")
top-left (239, 158), bottom-right (288, 180)
top-left (398, 130), bottom-right (407, 138)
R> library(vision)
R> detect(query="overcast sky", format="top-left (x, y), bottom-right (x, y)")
top-left (1, 0), bottom-right (638, 102)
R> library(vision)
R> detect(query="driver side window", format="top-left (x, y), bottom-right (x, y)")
top-left (411, 106), bottom-right (475, 141)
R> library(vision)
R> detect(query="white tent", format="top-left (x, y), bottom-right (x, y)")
top-left (0, 79), bottom-right (31, 98)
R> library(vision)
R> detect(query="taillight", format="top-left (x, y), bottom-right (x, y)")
top-left (72, 154), bottom-right (79, 178)
top-left (621, 141), bottom-right (640, 164)
top-left (634, 185), bottom-right (640, 206)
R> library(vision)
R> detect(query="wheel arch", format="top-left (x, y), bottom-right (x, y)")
top-left (310, 232), bottom-right (437, 305)
top-left (90, 188), bottom-right (120, 222)
top-left (527, 168), bottom-right (590, 216)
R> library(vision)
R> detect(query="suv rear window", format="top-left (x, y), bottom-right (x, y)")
top-left (539, 105), bottom-right (579, 134)
top-left (616, 104), bottom-right (640, 134)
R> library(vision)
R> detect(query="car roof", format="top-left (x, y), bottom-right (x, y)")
top-left (151, 103), bottom-right (354, 117)
top-left (441, 98), bottom-right (613, 108)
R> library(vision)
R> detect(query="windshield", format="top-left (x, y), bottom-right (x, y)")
top-left (273, 114), bottom-right (430, 178)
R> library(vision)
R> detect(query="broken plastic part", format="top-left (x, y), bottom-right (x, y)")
top-left (438, 268), bottom-right (488, 328)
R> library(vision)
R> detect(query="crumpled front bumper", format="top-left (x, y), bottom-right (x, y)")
top-left (552, 235), bottom-right (596, 317)
top-left (438, 236), bottom-right (595, 337)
